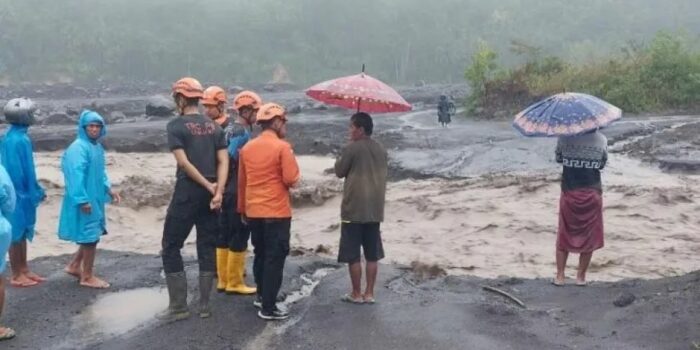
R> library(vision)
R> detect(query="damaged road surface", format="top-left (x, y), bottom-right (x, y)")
top-left (5, 252), bottom-right (698, 349)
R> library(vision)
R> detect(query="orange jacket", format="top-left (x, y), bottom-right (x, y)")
top-left (237, 130), bottom-right (300, 218)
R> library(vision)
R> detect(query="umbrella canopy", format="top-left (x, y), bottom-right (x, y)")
top-left (305, 72), bottom-right (411, 113)
top-left (512, 92), bottom-right (621, 137)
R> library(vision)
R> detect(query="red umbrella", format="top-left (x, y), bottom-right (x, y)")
top-left (305, 66), bottom-right (412, 113)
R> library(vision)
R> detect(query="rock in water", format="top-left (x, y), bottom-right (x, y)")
top-left (145, 95), bottom-right (175, 117)
top-left (312, 102), bottom-right (328, 111)
top-left (106, 111), bottom-right (127, 124)
top-left (42, 112), bottom-right (75, 125)
top-left (287, 104), bottom-right (303, 115)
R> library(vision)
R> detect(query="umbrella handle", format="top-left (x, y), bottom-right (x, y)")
top-left (358, 63), bottom-right (366, 112)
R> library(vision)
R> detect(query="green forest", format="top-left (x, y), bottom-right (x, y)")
top-left (465, 32), bottom-right (700, 115)
top-left (0, 0), bottom-right (699, 86)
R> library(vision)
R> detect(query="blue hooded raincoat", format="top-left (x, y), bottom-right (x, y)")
top-left (1, 124), bottom-right (45, 242)
top-left (58, 111), bottom-right (111, 244)
top-left (0, 164), bottom-right (16, 273)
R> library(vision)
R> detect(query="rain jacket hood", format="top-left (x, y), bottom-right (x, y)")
top-left (78, 110), bottom-right (107, 142)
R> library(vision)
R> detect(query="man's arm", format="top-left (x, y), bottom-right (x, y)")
top-left (281, 144), bottom-right (301, 188)
top-left (227, 129), bottom-right (250, 161)
top-left (210, 148), bottom-right (229, 210)
top-left (237, 150), bottom-right (247, 215)
top-left (102, 165), bottom-right (119, 204)
top-left (215, 149), bottom-right (229, 193)
top-left (9, 140), bottom-right (28, 194)
top-left (172, 150), bottom-right (216, 194)
top-left (334, 146), bottom-right (353, 178)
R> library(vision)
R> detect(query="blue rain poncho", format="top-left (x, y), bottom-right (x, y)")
top-left (0, 164), bottom-right (16, 274)
top-left (1, 124), bottom-right (45, 242)
top-left (58, 111), bottom-right (111, 244)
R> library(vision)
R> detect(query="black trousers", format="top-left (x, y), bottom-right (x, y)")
top-left (249, 218), bottom-right (291, 313)
top-left (215, 193), bottom-right (251, 252)
top-left (162, 179), bottom-right (218, 274)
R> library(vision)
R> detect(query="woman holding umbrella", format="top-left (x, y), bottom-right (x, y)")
top-left (513, 92), bottom-right (620, 286)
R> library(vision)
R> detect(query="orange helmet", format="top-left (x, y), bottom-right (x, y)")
top-left (201, 86), bottom-right (227, 106)
top-left (256, 103), bottom-right (286, 123)
top-left (172, 77), bottom-right (204, 99)
top-left (233, 91), bottom-right (262, 110)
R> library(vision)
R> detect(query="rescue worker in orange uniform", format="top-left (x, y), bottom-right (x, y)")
top-left (238, 103), bottom-right (300, 320)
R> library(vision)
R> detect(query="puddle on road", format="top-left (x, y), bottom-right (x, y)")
top-left (245, 267), bottom-right (337, 350)
top-left (75, 287), bottom-right (168, 337)
top-left (280, 267), bottom-right (336, 308)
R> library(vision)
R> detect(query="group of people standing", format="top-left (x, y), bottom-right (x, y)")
top-left (0, 75), bottom-right (390, 339)
top-left (0, 77), bottom-right (608, 341)
top-left (0, 98), bottom-right (122, 340)
top-left (155, 77), bottom-right (389, 322)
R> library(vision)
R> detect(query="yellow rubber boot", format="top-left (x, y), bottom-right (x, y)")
top-left (215, 248), bottom-right (229, 292)
top-left (225, 251), bottom-right (257, 295)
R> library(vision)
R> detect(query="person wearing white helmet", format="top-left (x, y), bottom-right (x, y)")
top-left (1, 98), bottom-right (46, 288)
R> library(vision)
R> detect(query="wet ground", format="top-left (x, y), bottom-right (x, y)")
top-left (4, 251), bottom-right (699, 350)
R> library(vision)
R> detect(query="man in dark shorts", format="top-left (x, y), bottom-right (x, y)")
top-left (157, 77), bottom-right (229, 322)
top-left (334, 112), bottom-right (388, 304)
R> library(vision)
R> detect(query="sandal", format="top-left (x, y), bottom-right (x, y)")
top-left (363, 297), bottom-right (376, 304)
top-left (0, 327), bottom-right (16, 341)
top-left (575, 280), bottom-right (588, 287)
top-left (341, 294), bottom-right (364, 304)
top-left (551, 279), bottom-right (565, 287)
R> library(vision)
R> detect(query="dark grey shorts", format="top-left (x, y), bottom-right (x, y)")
top-left (338, 222), bottom-right (384, 263)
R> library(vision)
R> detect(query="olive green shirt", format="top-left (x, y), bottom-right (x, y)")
top-left (334, 138), bottom-right (388, 223)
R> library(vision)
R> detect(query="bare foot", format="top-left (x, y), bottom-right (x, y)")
top-left (64, 266), bottom-right (82, 278)
top-left (0, 326), bottom-right (16, 340)
top-left (25, 271), bottom-right (46, 282)
top-left (10, 275), bottom-right (38, 287)
top-left (80, 276), bottom-right (110, 289)
top-left (553, 274), bottom-right (566, 286)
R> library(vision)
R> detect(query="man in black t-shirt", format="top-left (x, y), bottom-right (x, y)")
top-left (157, 77), bottom-right (229, 322)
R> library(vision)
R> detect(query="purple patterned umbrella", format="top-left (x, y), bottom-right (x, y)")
top-left (512, 92), bottom-right (622, 137)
